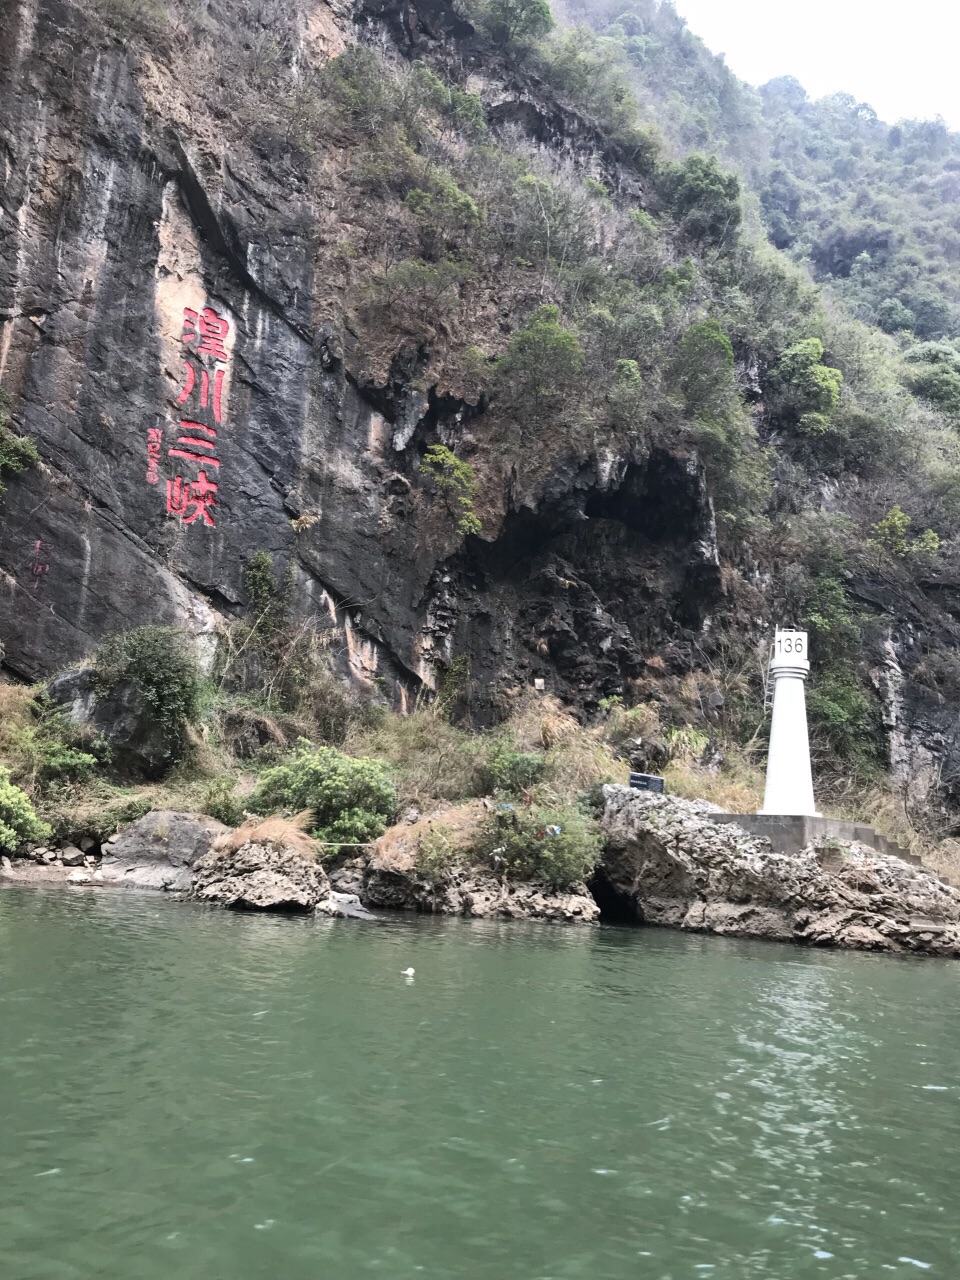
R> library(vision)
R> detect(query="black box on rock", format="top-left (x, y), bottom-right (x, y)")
top-left (629, 773), bottom-right (665, 793)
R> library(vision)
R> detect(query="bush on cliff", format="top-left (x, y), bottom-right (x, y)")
top-left (251, 741), bottom-right (396, 847)
top-left (0, 767), bottom-right (52, 852)
top-left (95, 627), bottom-right (201, 739)
top-left (0, 389), bottom-right (41, 495)
top-left (475, 796), bottom-right (602, 888)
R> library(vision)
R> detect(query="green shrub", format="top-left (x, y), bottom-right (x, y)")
top-left (660, 154), bottom-right (742, 246)
top-left (675, 319), bottom-right (735, 414)
top-left (481, 745), bottom-right (546, 794)
top-left (769, 337), bottom-right (843, 433)
top-left (807, 675), bottom-right (882, 769)
top-left (480, 0), bottom-right (554, 48)
top-left (3, 696), bottom-right (102, 791)
top-left (0, 767), bottom-right (52, 851)
top-left (868, 505), bottom-right (940, 566)
top-left (95, 626), bottom-right (201, 736)
top-left (416, 826), bottom-right (463, 881)
top-left (251, 741), bottom-right (396, 845)
top-left (322, 46), bottom-right (398, 137)
top-left (200, 776), bottom-right (246, 827)
top-left (904, 342), bottom-right (960, 416)
top-left (0, 390), bottom-right (40, 495)
top-left (244, 550), bottom-right (292, 640)
top-left (493, 305), bottom-right (584, 429)
top-left (405, 171), bottom-right (482, 255)
top-left (475, 797), bottom-right (602, 887)
top-left (365, 257), bottom-right (471, 317)
top-left (420, 444), bottom-right (482, 536)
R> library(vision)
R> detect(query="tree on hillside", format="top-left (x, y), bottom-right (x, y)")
top-left (661, 155), bottom-right (742, 247)
top-left (481, 0), bottom-right (554, 48)
top-left (493, 306), bottom-right (584, 430)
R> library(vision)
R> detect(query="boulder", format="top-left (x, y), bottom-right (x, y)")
top-left (60, 845), bottom-right (85, 866)
top-left (45, 668), bottom-right (185, 780)
top-left (599, 786), bottom-right (960, 956)
top-left (318, 891), bottom-right (378, 920)
top-left (191, 843), bottom-right (331, 912)
top-left (100, 810), bottom-right (228, 891)
top-left (361, 802), bottom-right (600, 924)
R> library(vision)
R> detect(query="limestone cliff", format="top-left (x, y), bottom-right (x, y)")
top-left (0, 0), bottom-right (720, 714)
top-left (2, 0), bottom-right (960, 831)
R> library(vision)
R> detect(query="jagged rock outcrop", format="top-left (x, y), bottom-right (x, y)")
top-left (46, 667), bottom-right (184, 778)
top-left (191, 842), bottom-right (333, 912)
top-left (600, 786), bottom-right (960, 956)
top-left (340, 801), bottom-right (601, 923)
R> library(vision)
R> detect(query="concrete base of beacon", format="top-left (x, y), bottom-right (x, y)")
top-left (707, 814), bottom-right (922, 868)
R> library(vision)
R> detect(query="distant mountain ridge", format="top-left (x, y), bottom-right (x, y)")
top-left (564, 0), bottom-right (960, 345)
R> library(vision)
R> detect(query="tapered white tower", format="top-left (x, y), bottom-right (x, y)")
top-left (759, 628), bottom-right (818, 816)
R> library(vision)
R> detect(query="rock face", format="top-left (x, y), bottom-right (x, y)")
top-left (600, 787), bottom-right (960, 956)
top-left (192, 843), bottom-right (332, 912)
top-left (46, 667), bottom-right (183, 778)
top-left (0, 0), bottom-right (722, 723)
top-left (349, 803), bottom-right (601, 924)
top-left (99, 810), bottom-right (228, 890)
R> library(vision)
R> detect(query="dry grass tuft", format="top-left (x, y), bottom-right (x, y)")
top-left (663, 757), bottom-right (765, 814)
top-left (507, 695), bottom-right (580, 751)
top-left (214, 810), bottom-right (319, 859)
top-left (346, 710), bottom-right (489, 805)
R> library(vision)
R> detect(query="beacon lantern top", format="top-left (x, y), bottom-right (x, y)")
top-left (769, 628), bottom-right (809, 673)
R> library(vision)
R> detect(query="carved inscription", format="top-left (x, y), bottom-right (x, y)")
top-left (162, 305), bottom-right (230, 528)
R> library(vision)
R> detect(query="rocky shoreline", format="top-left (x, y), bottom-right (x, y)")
top-left (598, 788), bottom-right (960, 958)
top-left (5, 788), bottom-right (960, 956)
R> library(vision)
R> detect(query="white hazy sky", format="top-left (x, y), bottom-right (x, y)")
top-left (671, 0), bottom-right (960, 128)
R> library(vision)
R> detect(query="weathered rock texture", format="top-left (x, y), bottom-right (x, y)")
top-left (343, 802), bottom-right (600, 923)
top-left (99, 809), bottom-right (228, 890)
top-left (192, 842), bottom-right (332, 912)
top-left (600, 786), bottom-right (960, 956)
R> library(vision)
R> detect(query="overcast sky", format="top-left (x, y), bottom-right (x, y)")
top-left (671, 0), bottom-right (960, 128)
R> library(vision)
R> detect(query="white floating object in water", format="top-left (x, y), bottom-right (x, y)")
top-left (401, 967), bottom-right (415, 976)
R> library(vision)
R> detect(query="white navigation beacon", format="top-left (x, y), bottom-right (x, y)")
top-left (759, 628), bottom-right (819, 817)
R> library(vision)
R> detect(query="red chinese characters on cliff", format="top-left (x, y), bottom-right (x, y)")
top-left (161, 305), bottom-right (230, 528)
top-left (28, 539), bottom-right (50, 589)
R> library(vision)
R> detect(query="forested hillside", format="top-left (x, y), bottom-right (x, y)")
top-left (558, 1), bottom-right (960, 384)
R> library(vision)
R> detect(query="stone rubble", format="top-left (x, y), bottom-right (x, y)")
top-left (600, 786), bottom-right (960, 956)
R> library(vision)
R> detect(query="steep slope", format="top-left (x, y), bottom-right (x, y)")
top-left (3, 0), bottom-right (960, 837)
top-left (564, 0), bottom-right (960, 344)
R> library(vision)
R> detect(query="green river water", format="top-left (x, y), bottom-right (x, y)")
top-left (1, 886), bottom-right (958, 1279)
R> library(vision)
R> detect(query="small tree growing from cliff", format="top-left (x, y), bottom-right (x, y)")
top-left (660, 155), bottom-right (742, 247)
top-left (0, 390), bottom-right (40, 495)
top-left (405, 171), bottom-right (482, 258)
top-left (492, 306), bottom-right (584, 433)
top-left (420, 445), bottom-right (482, 536)
top-left (480, 0), bottom-right (554, 50)
top-left (768, 337), bottom-right (844, 435)
top-left (674, 319), bottom-right (736, 415)
top-left (868, 505), bottom-right (940, 568)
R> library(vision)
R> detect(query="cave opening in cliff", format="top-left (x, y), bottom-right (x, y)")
top-left (582, 451), bottom-right (706, 545)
